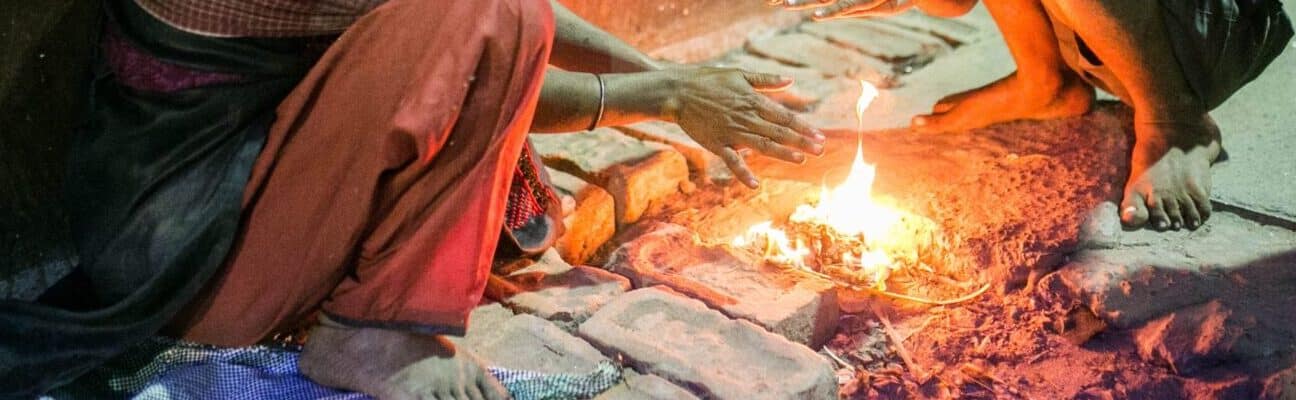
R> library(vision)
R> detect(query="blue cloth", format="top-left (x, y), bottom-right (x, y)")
top-left (46, 338), bottom-right (622, 400)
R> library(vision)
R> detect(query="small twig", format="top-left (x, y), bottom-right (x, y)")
top-left (824, 347), bottom-right (856, 372)
top-left (870, 303), bottom-right (924, 379)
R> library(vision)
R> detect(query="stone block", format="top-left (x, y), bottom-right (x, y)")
top-left (531, 129), bottom-right (689, 226)
top-left (745, 33), bottom-right (899, 86)
top-left (461, 313), bottom-right (611, 375)
top-left (712, 53), bottom-right (855, 111)
top-left (502, 249), bottom-right (631, 331)
top-left (876, 11), bottom-right (982, 45)
top-left (801, 19), bottom-right (948, 65)
top-left (546, 167), bottom-right (616, 265)
top-left (578, 287), bottom-right (838, 400)
top-left (1078, 201), bottom-right (1121, 250)
top-left (1039, 212), bottom-right (1296, 329)
top-left (605, 223), bottom-right (839, 348)
top-left (594, 371), bottom-right (700, 400)
top-left (613, 121), bottom-right (731, 184)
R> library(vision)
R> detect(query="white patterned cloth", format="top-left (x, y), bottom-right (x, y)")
top-left (45, 337), bottom-right (622, 400)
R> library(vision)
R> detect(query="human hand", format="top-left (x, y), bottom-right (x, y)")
top-left (770, 0), bottom-right (915, 20)
top-left (382, 337), bottom-right (510, 400)
top-left (657, 67), bottom-right (826, 188)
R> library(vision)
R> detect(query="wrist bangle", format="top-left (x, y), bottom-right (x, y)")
top-left (589, 73), bottom-right (606, 131)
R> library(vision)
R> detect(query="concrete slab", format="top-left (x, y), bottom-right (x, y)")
top-left (745, 32), bottom-right (899, 86)
top-left (1208, 1), bottom-right (1296, 221)
top-left (594, 371), bottom-right (700, 400)
top-left (801, 19), bottom-right (947, 65)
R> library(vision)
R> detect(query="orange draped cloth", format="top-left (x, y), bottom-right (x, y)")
top-left (168, 0), bottom-right (556, 346)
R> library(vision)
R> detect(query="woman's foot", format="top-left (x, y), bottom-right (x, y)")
top-left (1120, 115), bottom-right (1222, 231)
top-left (299, 316), bottom-right (509, 400)
top-left (912, 71), bottom-right (1094, 133)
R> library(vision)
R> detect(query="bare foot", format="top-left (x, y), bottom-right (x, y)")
top-left (1120, 115), bottom-right (1221, 231)
top-left (912, 71), bottom-right (1094, 133)
top-left (300, 316), bottom-right (509, 400)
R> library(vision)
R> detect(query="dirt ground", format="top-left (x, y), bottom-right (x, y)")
top-left (628, 94), bottom-right (1294, 398)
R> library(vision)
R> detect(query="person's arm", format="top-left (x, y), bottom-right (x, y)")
top-left (531, 67), bottom-right (826, 188)
top-left (548, 0), bottom-right (665, 73)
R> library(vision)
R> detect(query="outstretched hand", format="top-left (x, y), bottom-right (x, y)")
top-left (770, 0), bottom-right (915, 20)
top-left (659, 67), bottom-right (826, 188)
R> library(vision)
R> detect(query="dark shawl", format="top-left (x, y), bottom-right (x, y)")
top-left (0, 1), bottom-right (318, 396)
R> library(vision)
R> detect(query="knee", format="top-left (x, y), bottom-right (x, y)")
top-left (916, 0), bottom-right (978, 17)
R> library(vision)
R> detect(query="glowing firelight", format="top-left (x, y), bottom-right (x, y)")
top-left (731, 81), bottom-right (909, 287)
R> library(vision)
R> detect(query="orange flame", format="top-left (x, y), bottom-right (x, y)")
top-left (733, 81), bottom-right (908, 287)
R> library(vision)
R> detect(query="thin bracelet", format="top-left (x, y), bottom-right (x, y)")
top-left (589, 73), bottom-right (606, 131)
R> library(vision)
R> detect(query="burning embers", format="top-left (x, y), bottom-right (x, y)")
top-left (729, 82), bottom-right (978, 302)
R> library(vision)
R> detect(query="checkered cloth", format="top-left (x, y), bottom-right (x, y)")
top-left (46, 337), bottom-right (622, 400)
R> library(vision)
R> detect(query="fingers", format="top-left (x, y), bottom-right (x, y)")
top-left (718, 146), bottom-right (759, 188)
top-left (812, 0), bottom-right (889, 19)
top-left (779, 0), bottom-right (836, 10)
top-left (742, 71), bottom-right (794, 92)
top-left (736, 132), bottom-right (805, 164)
top-left (754, 97), bottom-right (826, 154)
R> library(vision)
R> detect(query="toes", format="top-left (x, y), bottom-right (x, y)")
top-left (1187, 178), bottom-right (1212, 227)
top-left (1178, 193), bottom-right (1202, 230)
top-left (1145, 194), bottom-right (1172, 231)
top-left (1121, 192), bottom-right (1150, 227)
top-left (1162, 195), bottom-right (1184, 230)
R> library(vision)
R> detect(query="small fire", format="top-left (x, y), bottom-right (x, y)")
top-left (732, 81), bottom-right (915, 288)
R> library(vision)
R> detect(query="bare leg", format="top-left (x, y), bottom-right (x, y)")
top-left (1042, 0), bottom-right (1220, 230)
top-left (912, 0), bottom-right (1093, 133)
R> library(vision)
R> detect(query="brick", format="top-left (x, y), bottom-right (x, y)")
top-left (745, 33), bottom-right (899, 87)
top-left (546, 167), bottom-right (616, 265)
top-left (501, 249), bottom-right (631, 331)
top-left (876, 11), bottom-right (981, 46)
top-left (801, 19), bottom-right (948, 66)
top-left (605, 223), bottom-right (839, 348)
top-left (712, 53), bottom-right (855, 111)
top-left (462, 302), bottom-right (515, 337)
top-left (613, 121), bottom-right (732, 184)
top-left (578, 287), bottom-right (838, 400)
top-left (531, 129), bottom-right (689, 226)
top-left (594, 371), bottom-right (700, 400)
top-left (460, 313), bottom-right (611, 375)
